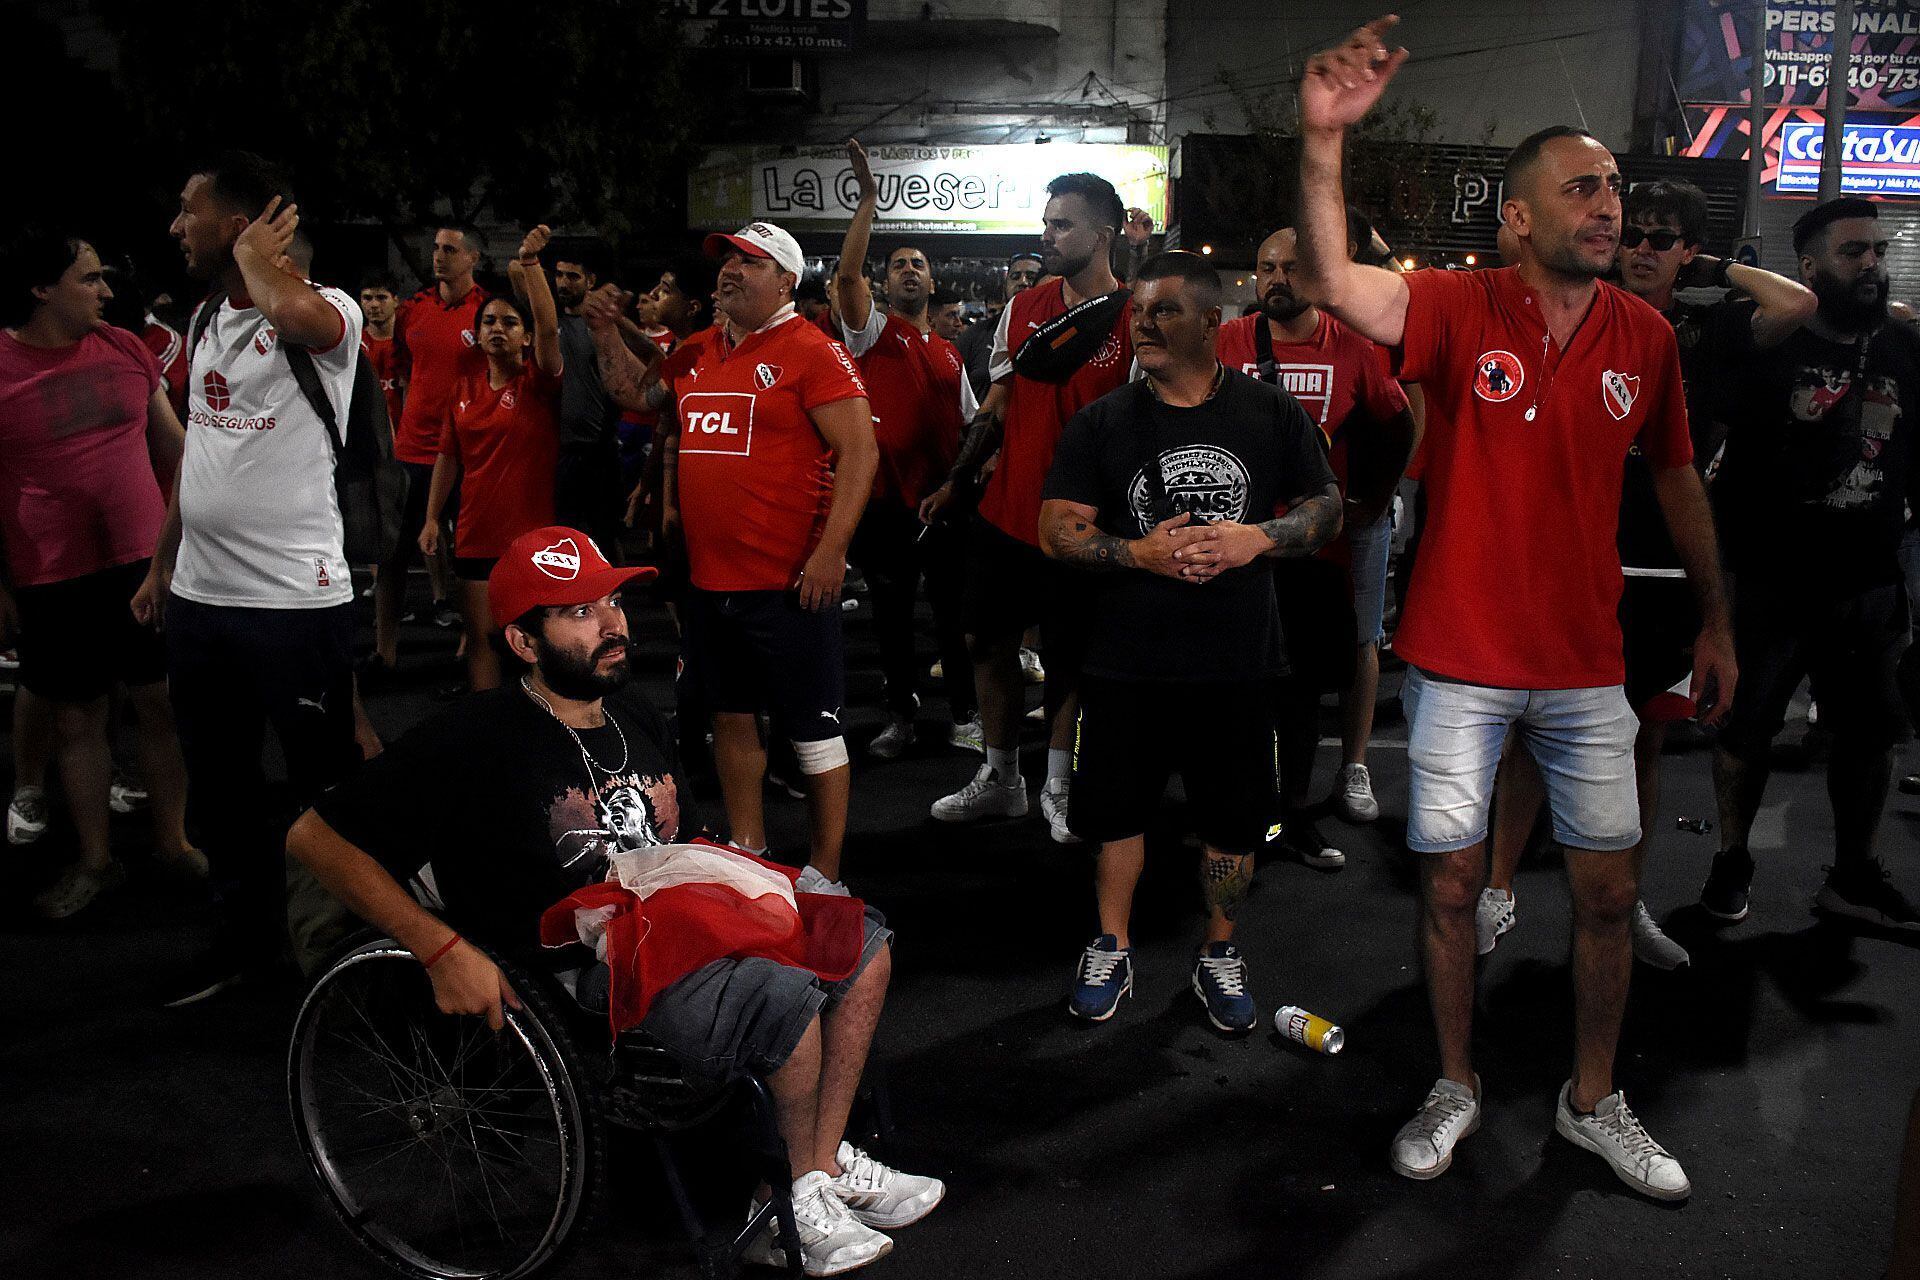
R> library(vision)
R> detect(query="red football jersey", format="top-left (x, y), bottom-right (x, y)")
top-left (361, 333), bottom-right (405, 429)
top-left (675, 311), bottom-right (869, 592)
top-left (980, 279), bottom-right (1132, 546)
top-left (393, 284), bottom-right (489, 465)
top-left (142, 317), bottom-right (187, 418)
top-left (847, 312), bottom-right (966, 507)
top-left (444, 361), bottom-right (562, 558)
top-left (1390, 267), bottom-right (1691, 689)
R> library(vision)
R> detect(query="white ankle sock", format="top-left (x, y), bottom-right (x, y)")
top-left (986, 747), bottom-right (1019, 782)
top-left (1047, 747), bottom-right (1072, 783)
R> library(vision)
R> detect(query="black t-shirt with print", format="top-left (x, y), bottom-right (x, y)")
top-left (1617, 297), bottom-right (1755, 571)
top-left (312, 683), bottom-right (692, 956)
top-left (1715, 317), bottom-right (1920, 594)
top-left (1042, 369), bottom-right (1336, 682)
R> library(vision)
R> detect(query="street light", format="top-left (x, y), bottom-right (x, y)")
top-left (1201, 244), bottom-right (1214, 255)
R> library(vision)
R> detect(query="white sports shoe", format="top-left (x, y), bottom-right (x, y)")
top-left (930, 765), bottom-right (1028, 823)
top-left (7, 787), bottom-right (49, 845)
top-left (1476, 887), bottom-right (1515, 956)
top-left (829, 1142), bottom-right (946, 1229)
top-left (795, 865), bottom-right (851, 897)
top-left (1389, 1075), bottom-right (1482, 1180)
top-left (1336, 763), bottom-right (1380, 823)
top-left (742, 1170), bottom-right (893, 1276)
top-left (109, 773), bottom-right (150, 815)
top-left (1554, 1082), bottom-right (1691, 1201)
top-left (927, 658), bottom-right (944, 680)
top-left (1019, 647), bottom-right (1045, 684)
top-left (1630, 900), bottom-right (1690, 969)
top-left (946, 717), bottom-right (984, 754)
top-left (1040, 777), bottom-right (1079, 844)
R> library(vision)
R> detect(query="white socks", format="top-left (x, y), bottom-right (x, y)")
top-left (1047, 747), bottom-right (1072, 784)
top-left (986, 747), bottom-right (1019, 782)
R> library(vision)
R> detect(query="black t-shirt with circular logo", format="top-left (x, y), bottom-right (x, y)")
top-left (1043, 369), bottom-right (1336, 682)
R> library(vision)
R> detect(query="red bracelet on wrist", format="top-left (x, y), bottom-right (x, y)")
top-left (423, 933), bottom-right (462, 969)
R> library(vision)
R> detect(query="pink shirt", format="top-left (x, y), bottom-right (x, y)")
top-left (0, 326), bottom-right (166, 587)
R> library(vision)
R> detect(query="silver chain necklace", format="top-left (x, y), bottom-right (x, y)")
top-left (521, 676), bottom-right (629, 784)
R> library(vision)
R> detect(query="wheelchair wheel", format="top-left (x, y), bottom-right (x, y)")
top-left (289, 940), bottom-right (607, 1280)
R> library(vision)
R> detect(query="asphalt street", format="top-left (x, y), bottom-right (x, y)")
top-left (1, 580), bottom-right (1915, 1280)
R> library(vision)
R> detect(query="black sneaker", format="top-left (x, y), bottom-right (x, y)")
top-left (159, 949), bottom-right (245, 1008)
top-left (1815, 861), bottom-right (1920, 932)
top-left (431, 600), bottom-right (461, 629)
top-left (1899, 775), bottom-right (1920, 797)
top-left (355, 653), bottom-right (398, 688)
top-left (1282, 815), bottom-right (1346, 870)
top-left (1699, 846), bottom-right (1754, 922)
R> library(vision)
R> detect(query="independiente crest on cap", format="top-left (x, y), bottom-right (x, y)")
top-left (531, 537), bottom-right (582, 581)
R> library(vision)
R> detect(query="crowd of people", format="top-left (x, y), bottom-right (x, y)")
top-left (5, 13), bottom-right (1920, 1274)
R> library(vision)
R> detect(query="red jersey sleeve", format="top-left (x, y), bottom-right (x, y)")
top-left (1635, 325), bottom-right (1693, 470)
top-left (1356, 335), bottom-right (1411, 421)
top-left (800, 336), bottom-right (869, 411)
top-left (393, 300), bottom-right (414, 378)
top-left (1392, 268), bottom-right (1471, 384)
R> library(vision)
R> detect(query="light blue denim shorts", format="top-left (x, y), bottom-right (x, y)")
top-left (1401, 667), bottom-right (1640, 854)
top-left (1348, 514), bottom-right (1393, 646)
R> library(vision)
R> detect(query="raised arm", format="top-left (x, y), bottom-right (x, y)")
top-left (1683, 256), bottom-right (1817, 348)
top-left (582, 285), bottom-right (659, 412)
top-left (836, 139), bottom-right (879, 335)
top-left (232, 197), bottom-right (347, 348)
top-left (516, 225), bottom-right (563, 375)
top-left (1295, 17), bottom-right (1413, 346)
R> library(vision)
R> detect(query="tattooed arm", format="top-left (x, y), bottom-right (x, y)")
top-left (1040, 499), bottom-right (1220, 578)
top-left (1174, 483), bottom-right (1344, 582)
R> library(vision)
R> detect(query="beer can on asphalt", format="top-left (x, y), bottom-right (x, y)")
top-left (1275, 1005), bottom-right (1345, 1055)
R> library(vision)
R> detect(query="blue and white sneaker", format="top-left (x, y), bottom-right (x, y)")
top-left (1191, 942), bottom-right (1256, 1032)
top-left (1067, 935), bottom-right (1132, 1021)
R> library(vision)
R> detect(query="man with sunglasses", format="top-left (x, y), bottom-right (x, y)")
top-left (1703, 197), bottom-right (1920, 935)
top-left (1478, 180), bottom-right (1816, 969)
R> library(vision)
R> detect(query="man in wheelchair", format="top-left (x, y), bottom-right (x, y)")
top-left (289, 525), bottom-right (944, 1276)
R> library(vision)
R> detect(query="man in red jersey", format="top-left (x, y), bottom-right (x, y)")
top-left (368, 226), bottom-right (487, 672)
top-left (1296, 17), bottom-right (1735, 1201)
top-left (835, 139), bottom-right (980, 760)
top-left (920, 171), bottom-right (1133, 843)
top-left (668, 220), bottom-right (877, 892)
top-left (1216, 223), bottom-right (1416, 869)
top-left (358, 271), bottom-right (404, 427)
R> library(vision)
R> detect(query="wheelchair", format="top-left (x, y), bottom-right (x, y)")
top-left (287, 936), bottom-right (818, 1280)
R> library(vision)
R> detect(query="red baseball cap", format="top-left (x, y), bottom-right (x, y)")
top-left (488, 527), bottom-right (657, 629)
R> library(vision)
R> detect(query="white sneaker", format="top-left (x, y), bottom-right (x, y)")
top-left (1476, 887), bottom-right (1515, 956)
top-left (868, 716), bottom-right (915, 760)
top-left (742, 1170), bottom-right (893, 1276)
top-left (108, 772), bottom-right (149, 814)
top-left (1554, 1081), bottom-right (1691, 1201)
top-left (1336, 763), bottom-right (1380, 823)
top-left (1389, 1075), bottom-right (1481, 1180)
top-left (1040, 777), bottom-right (1079, 844)
top-left (1019, 647), bottom-right (1045, 685)
top-left (946, 717), bottom-right (984, 754)
top-left (795, 865), bottom-right (851, 897)
top-left (829, 1141), bottom-right (945, 1229)
top-left (930, 765), bottom-right (1028, 823)
top-left (1025, 704), bottom-right (1045, 722)
top-left (927, 658), bottom-right (944, 680)
top-left (1630, 900), bottom-right (1690, 970)
top-left (8, 787), bottom-right (49, 845)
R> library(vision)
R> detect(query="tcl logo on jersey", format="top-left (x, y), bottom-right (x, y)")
top-left (680, 391), bottom-right (755, 457)
top-left (1601, 370), bottom-right (1640, 421)
top-left (203, 369), bottom-right (231, 410)
top-left (1473, 350), bottom-right (1524, 404)
top-left (253, 327), bottom-right (277, 356)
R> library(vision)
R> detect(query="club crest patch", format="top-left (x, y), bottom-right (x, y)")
top-left (1473, 350), bottom-right (1524, 403)
top-left (1601, 370), bottom-right (1640, 421)
top-left (532, 537), bottom-right (582, 580)
top-left (755, 362), bottom-right (782, 390)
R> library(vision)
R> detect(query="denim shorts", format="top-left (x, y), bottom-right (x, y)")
top-left (1401, 667), bottom-right (1640, 854)
top-left (1348, 514), bottom-right (1393, 646)
top-left (636, 905), bottom-right (892, 1082)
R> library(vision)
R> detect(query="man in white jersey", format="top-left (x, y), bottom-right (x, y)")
top-left (135, 151), bottom-right (365, 1005)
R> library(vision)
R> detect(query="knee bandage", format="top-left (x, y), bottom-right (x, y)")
top-left (791, 735), bottom-right (849, 775)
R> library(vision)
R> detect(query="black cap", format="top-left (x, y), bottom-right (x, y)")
top-left (1792, 197), bottom-right (1878, 254)
top-left (1008, 251), bottom-right (1044, 268)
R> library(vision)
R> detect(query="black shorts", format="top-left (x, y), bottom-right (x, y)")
top-left (1069, 674), bottom-right (1284, 854)
top-left (389, 461), bottom-right (438, 568)
top-left (15, 559), bottom-right (168, 702)
top-left (1719, 580), bottom-right (1911, 757)
top-left (1620, 574), bottom-right (1698, 716)
top-left (683, 588), bottom-right (846, 742)
top-left (1274, 556), bottom-right (1357, 692)
top-left (453, 556), bottom-right (498, 583)
top-left (961, 515), bottom-right (1087, 663)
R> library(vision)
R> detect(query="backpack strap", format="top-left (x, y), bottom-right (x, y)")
top-left (186, 289), bottom-right (227, 365)
top-left (282, 343), bottom-right (346, 456)
top-left (1252, 316), bottom-right (1278, 386)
